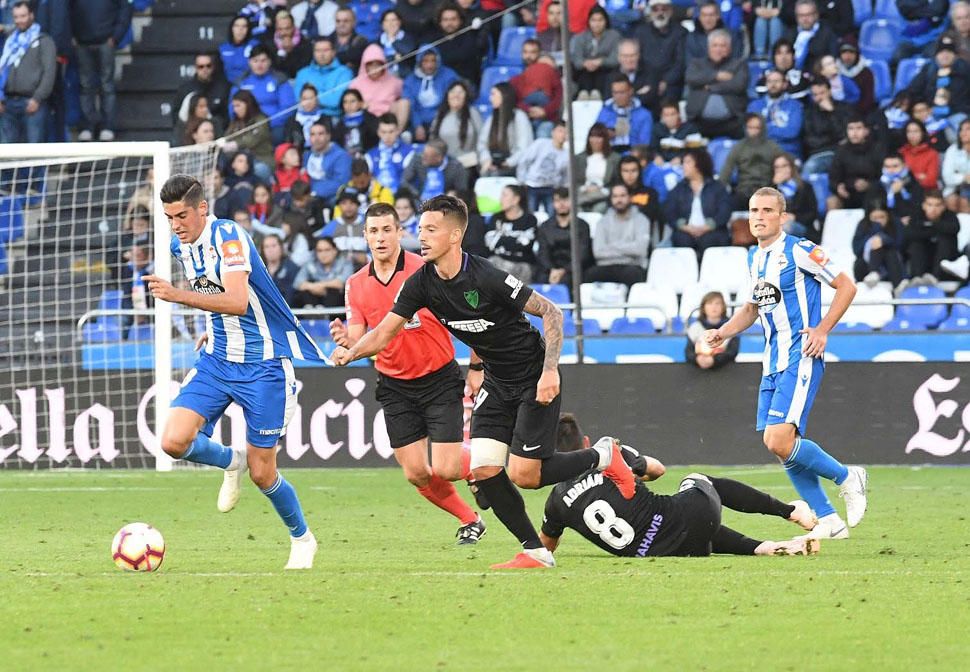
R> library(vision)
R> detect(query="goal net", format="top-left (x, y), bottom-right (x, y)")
top-left (0, 141), bottom-right (220, 470)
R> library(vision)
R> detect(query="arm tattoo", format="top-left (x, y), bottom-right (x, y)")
top-left (524, 293), bottom-right (564, 371)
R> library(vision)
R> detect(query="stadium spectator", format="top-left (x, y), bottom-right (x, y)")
top-left (344, 0), bottom-right (391, 43)
top-left (771, 153), bottom-right (819, 241)
top-left (394, 191), bottom-right (421, 251)
top-left (756, 38), bottom-right (813, 100)
top-left (612, 39), bottom-right (655, 115)
top-left (260, 233), bottom-right (300, 305)
top-left (910, 99), bottom-right (951, 151)
top-left (401, 138), bottom-right (470, 200)
top-left (32, 0), bottom-right (72, 142)
top-left (376, 9), bottom-right (416, 79)
top-left (397, 0), bottom-right (439, 45)
top-left (276, 180), bottom-right (326, 234)
top-left (837, 40), bottom-right (875, 115)
top-left (652, 100), bottom-right (700, 163)
top-left (894, 0), bottom-right (950, 63)
top-left (942, 118), bottom-right (970, 212)
top-left (852, 204), bottom-right (906, 289)
top-left (335, 158), bottom-right (394, 217)
top-left (537, 1), bottom-right (564, 65)
top-left (221, 16), bottom-right (258, 86)
top-left (0, 2), bottom-right (56, 145)
top-left (631, 0), bottom-right (687, 105)
top-left (223, 90), bottom-right (275, 183)
top-left (283, 83), bottom-right (324, 151)
top-left (906, 36), bottom-right (970, 123)
top-left (293, 235), bottom-right (355, 308)
top-left (510, 46), bottom-right (562, 139)
top-left (781, 0), bottom-right (854, 36)
top-left (802, 79), bottom-right (850, 176)
top-left (333, 7), bottom-right (369, 73)
top-left (515, 119), bottom-right (569, 214)
top-left (433, 3), bottom-right (488, 87)
top-left (570, 6), bottom-right (621, 99)
top-left (719, 114), bottom-right (783, 208)
top-left (403, 46), bottom-right (458, 143)
top-left (366, 113), bottom-right (415, 194)
top-left (293, 37), bottom-right (353, 118)
top-left (273, 143), bottom-right (308, 193)
top-left (783, 0), bottom-right (838, 74)
top-left (69, 0), bottom-right (130, 141)
top-left (482, 183), bottom-right (538, 282)
top-left (537, 0), bottom-right (598, 34)
top-left (478, 83), bottom-right (534, 176)
top-left (260, 10), bottom-right (312, 79)
top-left (900, 120), bottom-right (941, 190)
top-left (827, 116), bottom-right (883, 210)
top-left (224, 150), bottom-right (257, 192)
top-left (333, 88), bottom-right (379, 156)
top-left (576, 123), bottom-right (619, 209)
top-left (685, 291), bottom-right (738, 369)
top-left (904, 190), bottom-right (961, 285)
top-left (232, 44), bottom-right (295, 145)
top-left (535, 187), bottom-right (593, 287)
top-left (943, 0), bottom-right (970, 62)
top-left (239, 0), bottom-right (277, 36)
top-left (629, 144), bottom-right (672, 203)
top-left (686, 1), bottom-right (745, 62)
top-left (303, 119), bottom-right (352, 206)
top-left (752, 0), bottom-right (784, 59)
top-left (184, 118), bottom-right (217, 147)
top-left (321, 191), bottom-right (368, 268)
top-left (279, 209), bottom-right (314, 266)
top-left (615, 155), bottom-right (663, 232)
top-left (814, 54), bottom-right (859, 106)
top-left (866, 153), bottom-right (926, 225)
top-left (430, 81), bottom-right (482, 169)
top-left (248, 183), bottom-right (276, 228)
top-left (685, 29), bottom-right (748, 139)
top-left (290, 0), bottom-right (338, 40)
top-left (174, 94), bottom-right (223, 147)
top-left (173, 52), bottom-right (230, 132)
top-left (204, 169), bottom-right (237, 221)
top-left (444, 187), bottom-right (487, 257)
top-left (666, 148), bottom-right (732, 255)
top-left (748, 69), bottom-right (804, 158)
top-left (595, 74), bottom-right (654, 153)
top-left (585, 182), bottom-right (650, 285)
top-left (350, 44), bottom-right (407, 129)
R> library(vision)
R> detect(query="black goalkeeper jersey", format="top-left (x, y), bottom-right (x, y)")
top-left (391, 253), bottom-right (546, 386)
top-left (541, 471), bottom-right (696, 558)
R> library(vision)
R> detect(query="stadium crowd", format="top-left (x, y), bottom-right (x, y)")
top-left (3, 0), bottom-right (970, 314)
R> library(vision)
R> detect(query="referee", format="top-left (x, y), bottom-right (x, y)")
top-left (332, 195), bottom-right (634, 569)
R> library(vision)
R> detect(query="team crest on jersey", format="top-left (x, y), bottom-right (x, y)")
top-left (464, 289), bottom-right (479, 309)
top-left (808, 245), bottom-right (828, 265)
top-left (192, 276), bottom-right (225, 295)
top-left (221, 240), bottom-right (245, 266)
top-left (753, 279), bottom-right (782, 312)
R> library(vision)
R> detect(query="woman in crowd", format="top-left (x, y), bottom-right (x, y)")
top-left (292, 236), bottom-right (355, 309)
top-left (484, 184), bottom-right (538, 282)
top-left (222, 90), bottom-right (275, 183)
top-left (852, 203), bottom-right (905, 288)
top-left (377, 9), bottom-right (417, 79)
top-left (569, 6), bottom-right (621, 99)
top-left (333, 88), bottom-right (379, 157)
top-left (899, 120), bottom-right (941, 191)
top-left (183, 118), bottom-right (218, 147)
top-left (259, 233), bottom-right (300, 305)
top-left (685, 291), bottom-right (738, 370)
top-left (350, 43), bottom-right (408, 130)
top-left (665, 147), bottom-right (732, 256)
top-left (430, 81), bottom-right (482, 171)
top-left (815, 54), bottom-right (860, 105)
top-left (283, 83), bottom-right (325, 152)
top-left (174, 94), bottom-right (222, 147)
top-left (248, 183), bottom-right (275, 228)
top-left (771, 153), bottom-right (819, 241)
top-left (942, 118), bottom-right (970, 213)
top-left (220, 15), bottom-right (258, 84)
top-left (478, 82), bottom-right (534, 176)
top-left (394, 191), bottom-right (421, 251)
top-left (576, 123), bottom-right (619, 210)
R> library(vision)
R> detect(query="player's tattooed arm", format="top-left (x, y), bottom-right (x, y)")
top-left (523, 292), bottom-right (564, 372)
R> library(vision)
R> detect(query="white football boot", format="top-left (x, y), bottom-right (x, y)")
top-left (799, 512), bottom-right (849, 540)
top-left (217, 447), bottom-right (248, 513)
top-left (839, 466), bottom-right (869, 528)
top-left (285, 531), bottom-right (318, 570)
top-left (788, 500), bottom-right (818, 531)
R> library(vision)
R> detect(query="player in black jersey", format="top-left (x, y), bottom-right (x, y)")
top-left (539, 415), bottom-right (822, 558)
top-left (331, 195), bottom-right (636, 569)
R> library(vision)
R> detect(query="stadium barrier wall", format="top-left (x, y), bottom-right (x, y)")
top-left (1, 363), bottom-right (969, 468)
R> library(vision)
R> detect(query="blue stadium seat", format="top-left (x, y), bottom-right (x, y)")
top-left (894, 57), bottom-right (930, 94)
top-left (868, 59), bottom-right (892, 103)
top-left (937, 316), bottom-right (970, 331)
top-left (98, 289), bottom-right (124, 312)
top-left (0, 195), bottom-right (25, 243)
top-left (881, 317), bottom-right (924, 331)
top-left (859, 19), bottom-right (903, 62)
top-left (833, 322), bottom-right (872, 332)
top-left (563, 318), bottom-right (601, 337)
top-left (527, 312), bottom-right (544, 331)
top-left (0, 240), bottom-right (7, 275)
top-left (530, 283), bottom-right (570, 307)
top-left (668, 315), bottom-right (685, 334)
top-left (493, 26), bottom-right (536, 66)
top-left (127, 323), bottom-right (154, 341)
top-left (301, 319), bottom-right (331, 342)
top-left (895, 285), bottom-right (948, 328)
top-left (708, 137), bottom-right (736, 177)
top-left (951, 286), bottom-right (970, 318)
top-left (747, 60), bottom-right (770, 99)
top-left (872, 0), bottom-right (902, 21)
top-left (609, 317), bottom-right (657, 335)
top-left (476, 65), bottom-right (523, 105)
top-left (83, 321), bottom-right (123, 342)
top-left (807, 174), bottom-right (829, 218)
top-left (852, 0), bottom-right (872, 25)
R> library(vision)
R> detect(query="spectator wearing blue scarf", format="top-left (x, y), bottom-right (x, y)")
top-left (747, 69), bottom-right (803, 157)
top-left (403, 46), bottom-right (458, 143)
top-left (0, 2), bottom-right (56, 144)
top-left (784, 0), bottom-right (838, 73)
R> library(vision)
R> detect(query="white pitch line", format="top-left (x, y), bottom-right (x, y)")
top-left (0, 486), bottom-right (174, 492)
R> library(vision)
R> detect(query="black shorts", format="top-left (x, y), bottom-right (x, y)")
top-left (671, 476), bottom-right (722, 557)
top-left (469, 372), bottom-right (561, 460)
top-left (375, 360), bottom-right (465, 449)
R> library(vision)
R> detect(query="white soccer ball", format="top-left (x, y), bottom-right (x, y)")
top-left (111, 523), bottom-right (166, 572)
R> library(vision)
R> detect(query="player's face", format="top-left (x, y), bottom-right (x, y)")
top-left (164, 199), bottom-right (210, 244)
top-left (748, 194), bottom-right (786, 243)
top-left (417, 211), bottom-right (461, 262)
top-left (365, 214), bottom-right (403, 262)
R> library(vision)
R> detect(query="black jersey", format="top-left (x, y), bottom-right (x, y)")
top-left (391, 253), bottom-right (545, 385)
top-left (541, 471), bottom-right (697, 558)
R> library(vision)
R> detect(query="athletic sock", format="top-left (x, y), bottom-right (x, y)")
top-left (538, 448), bottom-right (599, 487)
top-left (417, 473), bottom-right (478, 525)
top-left (711, 525), bottom-right (761, 555)
top-left (180, 434), bottom-right (233, 469)
top-left (784, 461), bottom-right (836, 518)
top-left (474, 470), bottom-right (541, 549)
top-left (708, 476), bottom-right (795, 518)
top-left (260, 473), bottom-right (308, 538)
top-left (788, 437), bottom-right (850, 485)
top-left (460, 448), bottom-right (472, 481)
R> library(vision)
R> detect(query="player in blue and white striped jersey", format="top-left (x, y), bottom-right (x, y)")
top-left (144, 174), bottom-right (323, 569)
top-left (704, 187), bottom-right (869, 541)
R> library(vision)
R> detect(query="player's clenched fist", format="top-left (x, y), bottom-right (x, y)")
top-left (331, 346), bottom-right (354, 366)
top-left (329, 318), bottom-right (350, 347)
top-left (536, 369), bottom-right (560, 405)
top-left (703, 328), bottom-right (724, 349)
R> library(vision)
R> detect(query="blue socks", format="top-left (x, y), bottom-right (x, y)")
top-left (181, 434), bottom-right (233, 469)
top-left (261, 474), bottom-right (308, 538)
top-left (783, 437), bottom-right (850, 519)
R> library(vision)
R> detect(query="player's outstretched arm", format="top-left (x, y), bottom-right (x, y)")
top-left (331, 312), bottom-right (407, 366)
top-left (705, 301), bottom-right (758, 349)
top-left (802, 272), bottom-right (856, 358)
top-left (143, 272), bottom-right (249, 316)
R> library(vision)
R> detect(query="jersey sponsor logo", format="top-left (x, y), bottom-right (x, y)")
top-left (446, 318), bottom-right (495, 333)
top-left (504, 274), bottom-right (524, 299)
top-left (808, 245), bottom-right (828, 265)
top-left (753, 279), bottom-right (782, 313)
top-left (635, 514), bottom-right (664, 557)
top-left (463, 289), bottom-right (480, 309)
top-left (562, 472), bottom-right (604, 507)
top-left (192, 276), bottom-right (225, 294)
top-left (221, 240), bottom-right (246, 266)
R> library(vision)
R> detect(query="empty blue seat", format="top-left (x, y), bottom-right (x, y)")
top-left (852, 0), bottom-right (872, 25)
top-left (951, 286), bottom-right (970, 318)
top-left (937, 316), bottom-right (970, 331)
top-left (493, 26), bottom-right (536, 66)
top-left (895, 285), bottom-right (948, 328)
top-left (0, 195), bottom-right (25, 243)
top-left (83, 321), bottom-right (123, 342)
top-left (807, 173), bottom-right (829, 218)
top-left (859, 19), bottom-right (903, 62)
top-left (881, 317), bottom-right (923, 331)
top-left (668, 315), bottom-right (685, 334)
top-left (476, 65), bottom-right (523, 105)
top-left (833, 322), bottom-right (872, 332)
top-left (527, 312), bottom-right (544, 331)
top-left (98, 289), bottom-right (124, 312)
top-left (563, 318), bottom-right (601, 337)
top-left (530, 283), bottom-right (570, 306)
top-left (868, 59), bottom-right (892, 103)
top-left (894, 57), bottom-right (930, 94)
top-left (609, 317), bottom-right (657, 334)
top-left (127, 323), bottom-right (154, 341)
top-left (709, 137), bottom-right (736, 177)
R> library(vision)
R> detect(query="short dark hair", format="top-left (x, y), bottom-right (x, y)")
top-left (313, 35), bottom-right (336, 48)
top-left (300, 82), bottom-right (319, 95)
top-left (290, 180), bottom-right (311, 200)
top-left (883, 152), bottom-right (905, 163)
top-left (365, 202), bottom-right (400, 225)
top-left (311, 118), bottom-right (332, 133)
top-left (556, 413), bottom-right (584, 453)
top-left (377, 112), bottom-right (398, 127)
top-left (421, 194), bottom-right (468, 230)
top-left (552, 186), bottom-right (569, 200)
top-left (925, 188), bottom-right (945, 201)
top-left (522, 38), bottom-right (540, 49)
top-left (610, 73), bottom-right (633, 89)
top-left (248, 44), bottom-right (273, 61)
top-left (351, 158), bottom-right (370, 176)
top-left (160, 174), bottom-right (205, 207)
top-left (315, 235), bottom-right (337, 250)
top-left (659, 99), bottom-right (680, 113)
top-left (846, 113), bottom-right (868, 127)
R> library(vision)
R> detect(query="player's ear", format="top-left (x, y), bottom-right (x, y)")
top-left (198, 199), bottom-right (209, 217)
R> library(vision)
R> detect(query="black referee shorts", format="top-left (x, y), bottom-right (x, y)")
top-left (375, 360), bottom-right (465, 449)
top-left (469, 372), bottom-right (561, 461)
top-left (671, 475), bottom-right (723, 557)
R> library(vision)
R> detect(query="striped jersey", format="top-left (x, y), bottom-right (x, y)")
top-left (170, 218), bottom-right (325, 364)
top-left (745, 232), bottom-right (841, 376)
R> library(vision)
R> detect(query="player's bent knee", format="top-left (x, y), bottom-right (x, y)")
top-left (763, 427), bottom-right (796, 459)
top-left (508, 468), bottom-right (541, 489)
top-left (160, 430), bottom-right (192, 458)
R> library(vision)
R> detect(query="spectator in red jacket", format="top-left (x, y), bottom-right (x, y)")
top-left (510, 41), bottom-right (562, 139)
top-left (274, 143), bottom-right (310, 193)
top-left (899, 119), bottom-right (941, 190)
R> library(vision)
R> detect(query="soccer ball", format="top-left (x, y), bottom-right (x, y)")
top-left (111, 523), bottom-right (165, 572)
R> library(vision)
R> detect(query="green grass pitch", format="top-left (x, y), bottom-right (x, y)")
top-left (1, 466), bottom-right (968, 671)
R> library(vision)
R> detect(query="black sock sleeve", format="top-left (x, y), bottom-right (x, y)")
top-left (711, 525), bottom-right (761, 555)
top-left (475, 470), bottom-right (541, 549)
top-left (707, 476), bottom-right (795, 519)
top-left (538, 448), bottom-right (599, 487)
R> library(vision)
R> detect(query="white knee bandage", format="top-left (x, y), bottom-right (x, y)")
top-left (470, 438), bottom-right (510, 469)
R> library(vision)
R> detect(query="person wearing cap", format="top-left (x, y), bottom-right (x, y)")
top-left (783, 0), bottom-right (838, 74)
top-left (905, 36), bottom-right (970, 128)
top-left (837, 38), bottom-right (875, 115)
top-left (631, 0), bottom-right (688, 105)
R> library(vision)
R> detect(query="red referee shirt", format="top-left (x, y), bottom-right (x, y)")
top-left (345, 250), bottom-right (455, 380)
